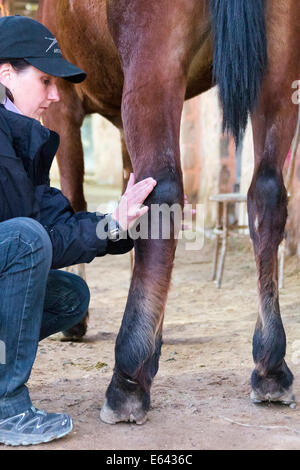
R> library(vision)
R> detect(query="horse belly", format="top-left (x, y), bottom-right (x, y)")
top-left (186, 36), bottom-right (214, 100)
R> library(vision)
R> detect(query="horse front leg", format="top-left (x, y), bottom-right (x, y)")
top-left (101, 85), bottom-right (185, 423)
top-left (248, 68), bottom-right (299, 405)
top-left (101, 129), bottom-right (184, 425)
top-left (100, 0), bottom-right (200, 423)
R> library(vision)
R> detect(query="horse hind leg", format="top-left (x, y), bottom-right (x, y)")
top-left (248, 36), bottom-right (299, 406)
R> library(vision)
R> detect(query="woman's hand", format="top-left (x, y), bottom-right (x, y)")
top-left (112, 173), bottom-right (157, 231)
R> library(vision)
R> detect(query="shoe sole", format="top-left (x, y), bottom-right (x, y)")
top-left (0, 419), bottom-right (73, 446)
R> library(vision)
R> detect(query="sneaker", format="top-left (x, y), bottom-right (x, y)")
top-left (0, 406), bottom-right (73, 446)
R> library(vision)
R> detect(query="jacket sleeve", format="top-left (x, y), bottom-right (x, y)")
top-left (0, 129), bottom-right (133, 269)
top-left (36, 185), bottom-right (134, 269)
top-left (0, 129), bottom-right (40, 221)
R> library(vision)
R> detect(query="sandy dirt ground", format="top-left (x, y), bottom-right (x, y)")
top-left (5, 184), bottom-right (300, 450)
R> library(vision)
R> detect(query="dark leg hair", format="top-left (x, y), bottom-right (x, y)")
top-left (248, 8), bottom-right (299, 401)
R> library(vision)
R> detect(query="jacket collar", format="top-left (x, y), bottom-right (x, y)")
top-left (2, 95), bottom-right (23, 115)
top-left (0, 103), bottom-right (59, 172)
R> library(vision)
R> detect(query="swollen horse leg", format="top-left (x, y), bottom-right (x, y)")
top-left (100, 0), bottom-right (200, 424)
top-left (43, 81), bottom-right (89, 340)
top-left (248, 65), bottom-right (299, 404)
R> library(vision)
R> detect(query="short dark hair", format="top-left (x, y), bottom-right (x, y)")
top-left (0, 58), bottom-right (30, 102)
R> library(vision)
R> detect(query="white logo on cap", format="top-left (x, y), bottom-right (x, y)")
top-left (45, 37), bottom-right (61, 54)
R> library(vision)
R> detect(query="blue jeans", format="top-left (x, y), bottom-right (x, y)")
top-left (0, 218), bottom-right (90, 419)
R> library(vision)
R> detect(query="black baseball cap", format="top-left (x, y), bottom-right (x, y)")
top-left (0, 15), bottom-right (86, 83)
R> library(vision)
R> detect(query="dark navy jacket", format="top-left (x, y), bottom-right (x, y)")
top-left (0, 104), bottom-right (133, 269)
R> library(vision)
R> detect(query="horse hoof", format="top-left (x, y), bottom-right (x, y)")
top-left (100, 398), bottom-right (148, 425)
top-left (250, 388), bottom-right (296, 407)
top-left (61, 322), bottom-right (87, 342)
top-left (250, 392), bottom-right (262, 404)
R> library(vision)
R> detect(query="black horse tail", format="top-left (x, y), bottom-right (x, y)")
top-left (209, 0), bottom-right (267, 145)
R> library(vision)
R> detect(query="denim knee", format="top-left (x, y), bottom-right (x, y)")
top-left (78, 275), bottom-right (90, 304)
top-left (64, 272), bottom-right (90, 317)
top-left (64, 274), bottom-right (90, 332)
top-left (3, 218), bottom-right (53, 266)
top-left (39, 270), bottom-right (90, 340)
top-left (44, 269), bottom-right (90, 319)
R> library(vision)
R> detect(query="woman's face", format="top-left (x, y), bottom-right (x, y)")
top-left (0, 63), bottom-right (60, 119)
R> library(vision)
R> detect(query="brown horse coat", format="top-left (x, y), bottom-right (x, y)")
top-left (38, 0), bottom-right (300, 423)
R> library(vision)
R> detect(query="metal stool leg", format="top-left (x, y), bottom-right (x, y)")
top-left (216, 202), bottom-right (228, 288)
top-left (212, 202), bottom-right (222, 281)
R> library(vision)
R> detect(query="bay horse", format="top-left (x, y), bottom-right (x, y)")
top-left (38, 0), bottom-right (300, 424)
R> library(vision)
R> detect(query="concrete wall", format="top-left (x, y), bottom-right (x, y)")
top-left (238, 121), bottom-right (254, 227)
top-left (189, 88), bottom-right (221, 225)
top-left (92, 114), bottom-right (123, 187)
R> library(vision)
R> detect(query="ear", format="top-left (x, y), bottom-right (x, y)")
top-left (0, 63), bottom-right (13, 87)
